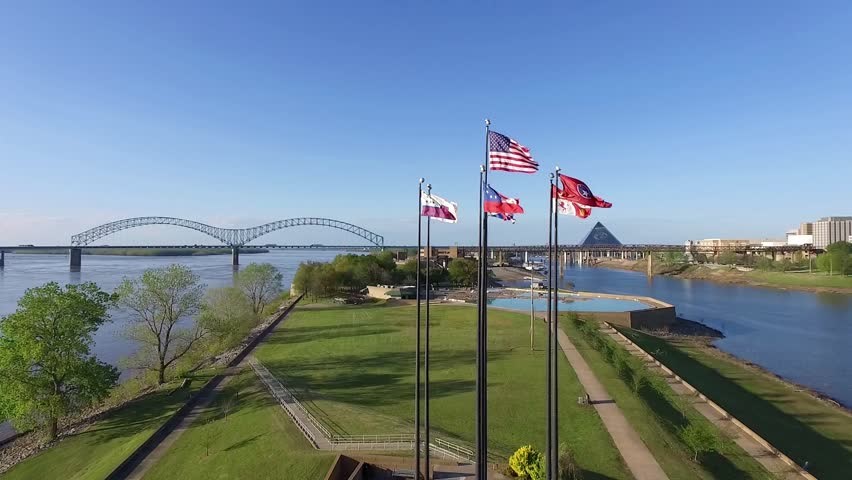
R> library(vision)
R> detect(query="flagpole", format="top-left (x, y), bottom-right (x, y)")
top-left (424, 184), bottom-right (432, 479)
top-left (476, 118), bottom-right (490, 480)
top-left (546, 173), bottom-right (554, 480)
top-left (476, 165), bottom-right (484, 480)
top-left (552, 167), bottom-right (561, 477)
top-left (415, 178), bottom-right (424, 479)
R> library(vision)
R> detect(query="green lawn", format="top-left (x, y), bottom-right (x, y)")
top-left (255, 303), bottom-right (631, 479)
top-left (562, 318), bottom-right (771, 480)
top-left (141, 371), bottom-right (335, 480)
top-left (745, 270), bottom-right (852, 290)
top-left (2, 372), bottom-right (214, 480)
top-left (619, 328), bottom-right (852, 480)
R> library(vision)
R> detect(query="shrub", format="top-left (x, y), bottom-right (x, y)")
top-left (680, 421), bottom-right (720, 461)
top-left (509, 445), bottom-right (552, 479)
top-left (558, 443), bottom-right (584, 479)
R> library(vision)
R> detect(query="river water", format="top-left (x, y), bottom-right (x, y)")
top-left (1, 252), bottom-right (850, 411)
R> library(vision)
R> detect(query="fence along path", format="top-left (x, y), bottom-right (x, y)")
top-left (249, 357), bottom-right (478, 463)
top-left (602, 323), bottom-right (815, 480)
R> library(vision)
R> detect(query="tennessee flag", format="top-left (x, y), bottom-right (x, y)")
top-left (557, 174), bottom-right (612, 208)
top-left (552, 185), bottom-right (592, 218)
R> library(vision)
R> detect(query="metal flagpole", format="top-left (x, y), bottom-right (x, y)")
top-left (476, 118), bottom-right (491, 479)
top-left (476, 165), bottom-right (484, 480)
top-left (415, 178), bottom-right (424, 479)
top-left (425, 184), bottom-right (432, 479)
top-left (546, 173), bottom-right (554, 480)
top-left (552, 167), bottom-right (561, 477)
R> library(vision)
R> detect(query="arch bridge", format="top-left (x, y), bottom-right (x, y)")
top-left (67, 216), bottom-right (384, 267)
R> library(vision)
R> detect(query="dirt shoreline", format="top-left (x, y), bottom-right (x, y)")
top-left (594, 258), bottom-right (852, 295)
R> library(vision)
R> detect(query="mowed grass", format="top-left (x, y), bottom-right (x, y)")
top-left (255, 303), bottom-right (630, 479)
top-left (141, 371), bottom-right (335, 480)
top-left (620, 328), bottom-right (852, 480)
top-left (744, 270), bottom-right (852, 290)
top-left (561, 318), bottom-right (772, 480)
top-left (2, 371), bottom-right (215, 480)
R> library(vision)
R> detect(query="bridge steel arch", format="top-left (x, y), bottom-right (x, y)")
top-left (70, 216), bottom-right (384, 248)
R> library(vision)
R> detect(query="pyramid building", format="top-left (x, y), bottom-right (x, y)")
top-left (579, 222), bottom-right (622, 246)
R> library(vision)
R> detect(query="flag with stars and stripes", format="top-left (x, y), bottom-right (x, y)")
top-left (488, 130), bottom-right (538, 173)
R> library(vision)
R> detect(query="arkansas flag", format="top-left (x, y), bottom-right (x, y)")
top-left (552, 185), bottom-right (592, 218)
top-left (483, 184), bottom-right (525, 216)
top-left (421, 192), bottom-right (458, 223)
top-left (557, 174), bottom-right (612, 208)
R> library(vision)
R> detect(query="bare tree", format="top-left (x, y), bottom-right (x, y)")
top-left (117, 265), bottom-right (206, 384)
top-left (237, 263), bottom-right (283, 316)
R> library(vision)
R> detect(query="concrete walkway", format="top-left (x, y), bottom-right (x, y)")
top-left (557, 327), bottom-right (670, 480)
top-left (602, 325), bottom-right (807, 480)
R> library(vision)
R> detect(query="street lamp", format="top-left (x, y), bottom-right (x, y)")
top-left (524, 276), bottom-right (536, 350)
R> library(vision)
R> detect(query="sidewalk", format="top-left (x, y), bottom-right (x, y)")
top-left (556, 327), bottom-right (669, 480)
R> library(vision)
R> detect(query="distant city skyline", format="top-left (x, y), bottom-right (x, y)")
top-left (2, 3), bottom-right (851, 246)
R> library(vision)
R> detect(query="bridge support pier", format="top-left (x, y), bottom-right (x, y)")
top-left (647, 251), bottom-right (653, 277)
top-left (69, 248), bottom-right (82, 270)
top-left (232, 247), bottom-right (239, 266)
top-left (0, 250), bottom-right (5, 268)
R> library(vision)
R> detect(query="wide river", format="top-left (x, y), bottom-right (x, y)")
top-left (1, 252), bottom-right (850, 411)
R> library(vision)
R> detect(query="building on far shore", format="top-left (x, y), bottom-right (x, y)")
top-left (694, 238), bottom-right (752, 249)
top-left (786, 230), bottom-right (814, 246)
top-left (812, 216), bottom-right (852, 249)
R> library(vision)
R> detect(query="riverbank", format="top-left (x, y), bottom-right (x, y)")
top-left (620, 327), bottom-right (852, 479)
top-left (10, 247), bottom-right (269, 256)
top-left (594, 258), bottom-right (852, 294)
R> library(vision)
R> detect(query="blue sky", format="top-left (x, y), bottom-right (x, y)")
top-left (1, 1), bottom-right (850, 246)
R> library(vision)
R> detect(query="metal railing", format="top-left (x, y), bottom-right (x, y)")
top-left (249, 357), bottom-right (476, 462)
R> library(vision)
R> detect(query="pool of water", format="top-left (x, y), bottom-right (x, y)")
top-left (488, 293), bottom-right (647, 312)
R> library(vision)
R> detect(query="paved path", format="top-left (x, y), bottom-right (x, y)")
top-left (557, 327), bottom-right (670, 480)
top-left (119, 299), bottom-right (301, 480)
top-left (603, 325), bottom-right (807, 480)
top-left (125, 367), bottom-right (241, 480)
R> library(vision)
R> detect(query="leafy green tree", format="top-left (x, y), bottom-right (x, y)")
top-left (237, 263), bottom-right (284, 315)
top-left (199, 286), bottom-right (256, 350)
top-left (117, 265), bottom-right (206, 385)
top-left (662, 251), bottom-right (686, 266)
top-left (717, 251), bottom-right (738, 266)
top-left (680, 421), bottom-right (720, 461)
top-left (0, 282), bottom-right (119, 441)
top-left (817, 241), bottom-right (852, 275)
top-left (448, 258), bottom-right (479, 286)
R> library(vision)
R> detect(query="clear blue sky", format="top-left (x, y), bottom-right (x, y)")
top-left (2, 1), bottom-right (850, 246)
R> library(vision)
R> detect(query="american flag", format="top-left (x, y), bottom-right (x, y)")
top-left (488, 130), bottom-right (538, 173)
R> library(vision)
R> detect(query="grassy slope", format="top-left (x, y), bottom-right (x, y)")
top-left (743, 270), bottom-right (852, 289)
top-left (255, 303), bottom-right (631, 479)
top-left (561, 318), bottom-right (771, 480)
top-left (620, 328), bottom-right (852, 480)
top-left (2, 372), bottom-right (214, 480)
top-left (141, 372), bottom-right (335, 480)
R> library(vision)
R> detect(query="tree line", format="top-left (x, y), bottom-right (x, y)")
top-left (663, 241), bottom-right (852, 275)
top-left (291, 252), bottom-right (486, 297)
top-left (0, 262), bottom-right (284, 441)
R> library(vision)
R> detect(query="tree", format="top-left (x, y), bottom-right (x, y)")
top-left (236, 263), bottom-right (283, 316)
top-left (817, 241), bottom-right (852, 276)
top-left (198, 286), bottom-right (255, 350)
top-left (0, 282), bottom-right (119, 441)
top-left (447, 258), bottom-right (479, 287)
top-left (117, 265), bottom-right (206, 385)
top-left (717, 251), bottom-right (738, 266)
top-left (680, 421), bottom-right (720, 462)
